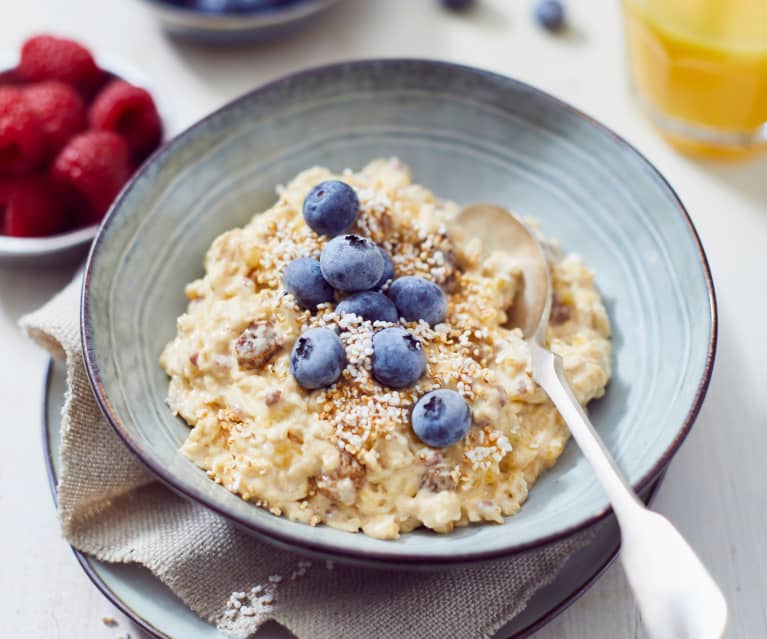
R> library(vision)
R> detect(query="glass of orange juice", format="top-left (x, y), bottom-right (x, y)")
top-left (622, 0), bottom-right (767, 158)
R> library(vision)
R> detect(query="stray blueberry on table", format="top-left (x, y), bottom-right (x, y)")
top-left (290, 327), bottom-right (346, 390)
top-left (302, 180), bottom-right (359, 237)
top-left (387, 275), bottom-right (447, 326)
top-left (372, 327), bottom-right (426, 389)
top-left (440, 0), bottom-right (476, 12)
top-left (534, 0), bottom-right (565, 32)
top-left (373, 246), bottom-right (395, 289)
top-left (411, 389), bottom-right (472, 448)
top-left (320, 234), bottom-right (385, 292)
top-left (283, 257), bottom-right (335, 311)
top-left (336, 291), bottom-right (399, 324)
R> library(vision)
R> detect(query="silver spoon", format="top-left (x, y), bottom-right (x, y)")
top-left (457, 204), bottom-right (727, 639)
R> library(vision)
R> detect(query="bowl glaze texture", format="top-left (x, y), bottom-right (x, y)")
top-left (82, 60), bottom-right (716, 568)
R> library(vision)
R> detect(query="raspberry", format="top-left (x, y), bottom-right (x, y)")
top-left (0, 68), bottom-right (23, 85)
top-left (0, 179), bottom-right (12, 209)
top-left (51, 131), bottom-right (131, 225)
top-left (89, 80), bottom-right (162, 162)
top-left (0, 175), bottom-right (71, 237)
top-left (18, 35), bottom-right (104, 97)
top-left (23, 81), bottom-right (87, 159)
top-left (0, 87), bottom-right (46, 175)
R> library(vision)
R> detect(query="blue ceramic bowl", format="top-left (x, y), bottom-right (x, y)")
top-left (82, 60), bottom-right (716, 568)
top-left (142, 0), bottom-right (340, 44)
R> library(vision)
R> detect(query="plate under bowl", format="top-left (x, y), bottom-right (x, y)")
top-left (82, 59), bottom-right (716, 568)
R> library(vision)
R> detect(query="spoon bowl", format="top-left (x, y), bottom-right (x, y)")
top-left (456, 204), bottom-right (551, 339)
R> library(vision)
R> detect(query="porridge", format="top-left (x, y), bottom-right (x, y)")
top-left (160, 158), bottom-right (611, 540)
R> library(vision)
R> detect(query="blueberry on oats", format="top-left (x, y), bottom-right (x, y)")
top-left (411, 389), bottom-right (471, 447)
top-left (290, 327), bottom-right (346, 389)
top-left (302, 180), bottom-right (359, 237)
top-left (387, 275), bottom-right (447, 326)
top-left (372, 327), bottom-right (426, 389)
top-left (283, 257), bottom-right (335, 311)
top-left (336, 291), bottom-right (399, 324)
top-left (320, 234), bottom-right (384, 292)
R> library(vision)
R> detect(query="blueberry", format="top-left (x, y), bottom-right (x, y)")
top-left (372, 327), bottom-right (426, 388)
top-left (534, 0), bottom-right (565, 31)
top-left (283, 257), bottom-right (335, 311)
top-left (320, 234), bottom-right (385, 292)
top-left (411, 389), bottom-right (471, 447)
top-left (373, 246), bottom-right (394, 289)
top-left (302, 180), bottom-right (359, 237)
top-left (290, 327), bottom-right (346, 390)
top-left (440, 0), bottom-right (475, 11)
top-left (387, 276), bottom-right (447, 326)
top-left (336, 291), bottom-right (399, 324)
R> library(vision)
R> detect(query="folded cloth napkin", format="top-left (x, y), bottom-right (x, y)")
top-left (22, 276), bottom-right (602, 639)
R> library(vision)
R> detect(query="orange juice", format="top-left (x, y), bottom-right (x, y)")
top-left (623, 0), bottom-right (767, 157)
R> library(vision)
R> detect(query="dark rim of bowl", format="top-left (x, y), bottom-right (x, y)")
top-left (145, 0), bottom-right (316, 13)
top-left (40, 360), bottom-right (667, 639)
top-left (80, 58), bottom-right (718, 567)
top-left (142, 0), bottom-right (338, 28)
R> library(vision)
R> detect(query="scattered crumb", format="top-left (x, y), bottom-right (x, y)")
top-left (290, 559), bottom-right (313, 580)
top-left (101, 616), bottom-right (118, 627)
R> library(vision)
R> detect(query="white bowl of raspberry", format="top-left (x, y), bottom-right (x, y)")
top-left (0, 35), bottom-right (164, 266)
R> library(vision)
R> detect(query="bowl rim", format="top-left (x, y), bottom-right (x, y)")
top-left (0, 224), bottom-right (99, 256)
top-left (80, 58), bottom-right (718, 567)
top-left (141, 0), bottom-right (339, 30)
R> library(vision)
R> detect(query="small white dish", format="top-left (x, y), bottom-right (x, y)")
top-left (0, 225), bottom-right (98, 267)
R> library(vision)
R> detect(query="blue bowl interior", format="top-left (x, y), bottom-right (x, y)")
top-left (83, 60), bottom-right (714, 566)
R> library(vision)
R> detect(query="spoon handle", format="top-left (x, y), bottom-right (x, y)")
top-left (528, 342), bottom-right (638, 518)
top-left (528, 341), bottom-right (727, 639)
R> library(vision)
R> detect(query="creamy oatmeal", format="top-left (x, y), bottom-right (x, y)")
top-left (160, 158), bottom-right (611, 540)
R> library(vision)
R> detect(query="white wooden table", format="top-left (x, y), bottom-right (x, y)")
top-left (1, 1), bottom-right (765, 637)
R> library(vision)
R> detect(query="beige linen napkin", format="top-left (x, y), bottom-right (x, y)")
top-left (22, 276), bottom-right (602, 639)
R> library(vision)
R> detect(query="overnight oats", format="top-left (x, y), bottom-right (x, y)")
top-left (160, 158), bottom-right (612, 540)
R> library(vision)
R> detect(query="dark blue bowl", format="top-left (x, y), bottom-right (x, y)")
top-left (162, 0), bottom-right (297, 13)
top-left (142, 0), bottom-right (340, 44)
